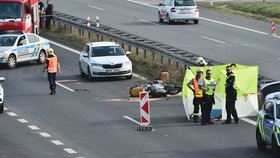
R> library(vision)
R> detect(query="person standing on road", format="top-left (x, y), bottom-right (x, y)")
top-left (43, 48), bottom-right (61, 95)
top-left (187, 68), bottom-right (204, 123)
top-left (223, 66), bottom-right (238, 124)
top-left (45, 0), bottom-right (53, 30)
top-left (38, 0), bottom-right (45, 28)
top-left (200, 69), bottom-right (216, 125)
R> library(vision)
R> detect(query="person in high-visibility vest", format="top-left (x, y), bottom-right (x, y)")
top-left (200, 69), bottom-right (216, 125)
top-left (43, 48), bottom-right (61, 95)
top-left (187, 68), bottom-right (204, 123)
top-left (223, 66), bottom-right (238, 124)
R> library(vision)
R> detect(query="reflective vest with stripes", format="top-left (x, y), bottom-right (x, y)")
top-left (193, 78), bottom-right (203, 98)
top-left (47, 56), bottom-right (58, 73)
top-left (204, 78), bottom-right (215, 95)
top-left (226, 73), bottom-right (237, 90)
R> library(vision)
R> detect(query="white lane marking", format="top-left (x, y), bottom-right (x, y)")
top-left (17, 119), bottom-right (29, 123)
top-left (55, 81), bottom-right (75, 92)
top-left (241, 118), bottom-right (256, 126)
top-left (64, 148), bottom-right (77, 154)
top-left (28, 125), bottom-right (40, 130)
top-left (132, 73), bottom-right (148, 80)
top-left (128, 0), bottom-right (280, 39)
top-left (139, 19), bottom-right (159, 26)
top-left (201, 36), bottom-right (226, 44)
top-left (39, 132), bottom-right (51, 137)
top-left (4, 107), bottom-right (8, 111)
top-left (123, 115), bottom-right (141, 126)
top-left (51, 140), bottom-right (64, 145)
top-left (7, 112), bottom-right (18, 116)
top-left (88, 5), bottom-right (105, 11)
top-left (49, 40), bottom-right (80, 55)
top-left (127, 0), bottom-right (158, 8)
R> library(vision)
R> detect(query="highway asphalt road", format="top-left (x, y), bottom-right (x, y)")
top-left (51, 0), bottom-right (280, 81)
top-left (0, 41), bottom-right (272, 158)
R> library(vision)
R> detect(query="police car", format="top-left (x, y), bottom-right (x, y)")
top-left (256, 92), bottom-right (280, 158)
top-left (0, 33), bottom-right (50, 69)
top-left (0, 77), bottom-right (5, 113)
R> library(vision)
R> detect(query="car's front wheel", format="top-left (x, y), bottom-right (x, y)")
top-left (256, 128), bottom-right (267, 151)
top-left (158, 12), bottom-right (163, 23)
top-left (79, 63), bottom-right (85, 77)
top-left (87, 66), bottom-right (93, 81)
top-left (0, 102), bottom-right (4, 113)
top-left (126, 75), bottom-right (132, 80)
top-left (37, 50), bottom-right (46, 64)
top-left (273, 136), bottom-right (280, 158)
top-left (167, 14), bottom-right (173, 24)
top-left (194, 20), bottom-right (199, 24)
top-left (7, 54), bottom-right (17, 69)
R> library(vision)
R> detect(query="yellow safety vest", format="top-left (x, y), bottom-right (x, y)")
top-left (204, 78), bottom-right (215, 95)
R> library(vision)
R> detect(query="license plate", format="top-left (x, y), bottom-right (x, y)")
top-left (106, 69), bottom-right (119, 73)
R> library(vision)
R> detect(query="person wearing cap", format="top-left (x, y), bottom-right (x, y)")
top-left (200, 69), bottom-right (216, 125)
top-left (223, 66), bottom-right (238, 124)
top-left (43, 48), bottom-right (61, 95)
top-left (187, 68), bottom-right (204, 123)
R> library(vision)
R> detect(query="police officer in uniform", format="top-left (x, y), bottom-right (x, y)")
top-left (223, 66), bottom-right (238, 124)
top-left (38, 0), bottom-right (44, 28)
top-left (43, 48), bottom-right (61, 95)
top-left (45, 0), bottom-right (53, 30)
top-left (200, 69), bottom-right (215, 125)
top-left (187, 68), bottom-right (204, 123)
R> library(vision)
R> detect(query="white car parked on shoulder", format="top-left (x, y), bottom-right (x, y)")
top-left (158, 0), bottom-right (199, 24)
top-left (0, 77), bottom-right (5, 113)
top-left (0, 33), bottom-right (50, 69)
top-left (79, 42), bottom-right (132, 80)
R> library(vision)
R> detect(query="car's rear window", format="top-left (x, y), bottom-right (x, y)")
top-left (91, 46), bottom-right (125, 57)
top-left (174, 0), bottom-right (195, 6)
top-left (262, 83), bottom-right (280, 99)
top-left (0, 36), bottom-right (17, 46)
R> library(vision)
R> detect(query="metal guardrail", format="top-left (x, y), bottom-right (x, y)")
top-left (51, 11), bottom-right (275, 86)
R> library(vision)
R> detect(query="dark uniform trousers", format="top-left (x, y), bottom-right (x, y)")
top-left (193, 97), bottom-right (202, 122)
top-left (201, 94), bottom-right (214, 124)
top-left (225, 90), bottom-right (238, 123)
top-left (48, 72), bottom-right (56, 92)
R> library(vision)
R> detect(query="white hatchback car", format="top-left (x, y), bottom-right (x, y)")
top-left (158, 0), bottom-right (199, 24)
top-left (0, 33), bottom-right (50, 69)
top-left (0, 77), bottom-right (5, 113)
top-left (79, 42), bottom-right (132, 80)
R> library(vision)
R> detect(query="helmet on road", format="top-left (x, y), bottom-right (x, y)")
top-left (196, 57), bottom-right (208, 66)
top-left (48, 48), bottom-right (54, 55)
top-left (196, 68), bottom-right (203, 73)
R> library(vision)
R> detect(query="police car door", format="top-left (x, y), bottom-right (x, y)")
top-left (263, 101), bottom-right (274, 143)
top-left (16, 35), bottom-right (30, 62)
top-left (26, 34), bottom-right (40, 60)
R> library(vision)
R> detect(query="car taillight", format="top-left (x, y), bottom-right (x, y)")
top-left (171, 7), bottom-right (176, 12)
top-left (195, 7), bottom-right (199, 12)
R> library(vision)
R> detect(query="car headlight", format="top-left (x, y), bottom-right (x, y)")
top-left (123, 61), bottom-right (132, 67)
top-left (91, 63), bottom-right (102, 67)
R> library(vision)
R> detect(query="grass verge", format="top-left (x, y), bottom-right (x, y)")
top-left (198, 2), bottom-right (280, 23)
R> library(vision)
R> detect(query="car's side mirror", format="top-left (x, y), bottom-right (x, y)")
top-left (264, 114), bottom-right (274, 120)
top-left (126, 51), bottom-right (131, 55)
top-left (82, 53), bottom-right (88, 58)
top-left (0, 77), bottom-right (5, 82)
top-left (159, 3), bottom-right (164, 6)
